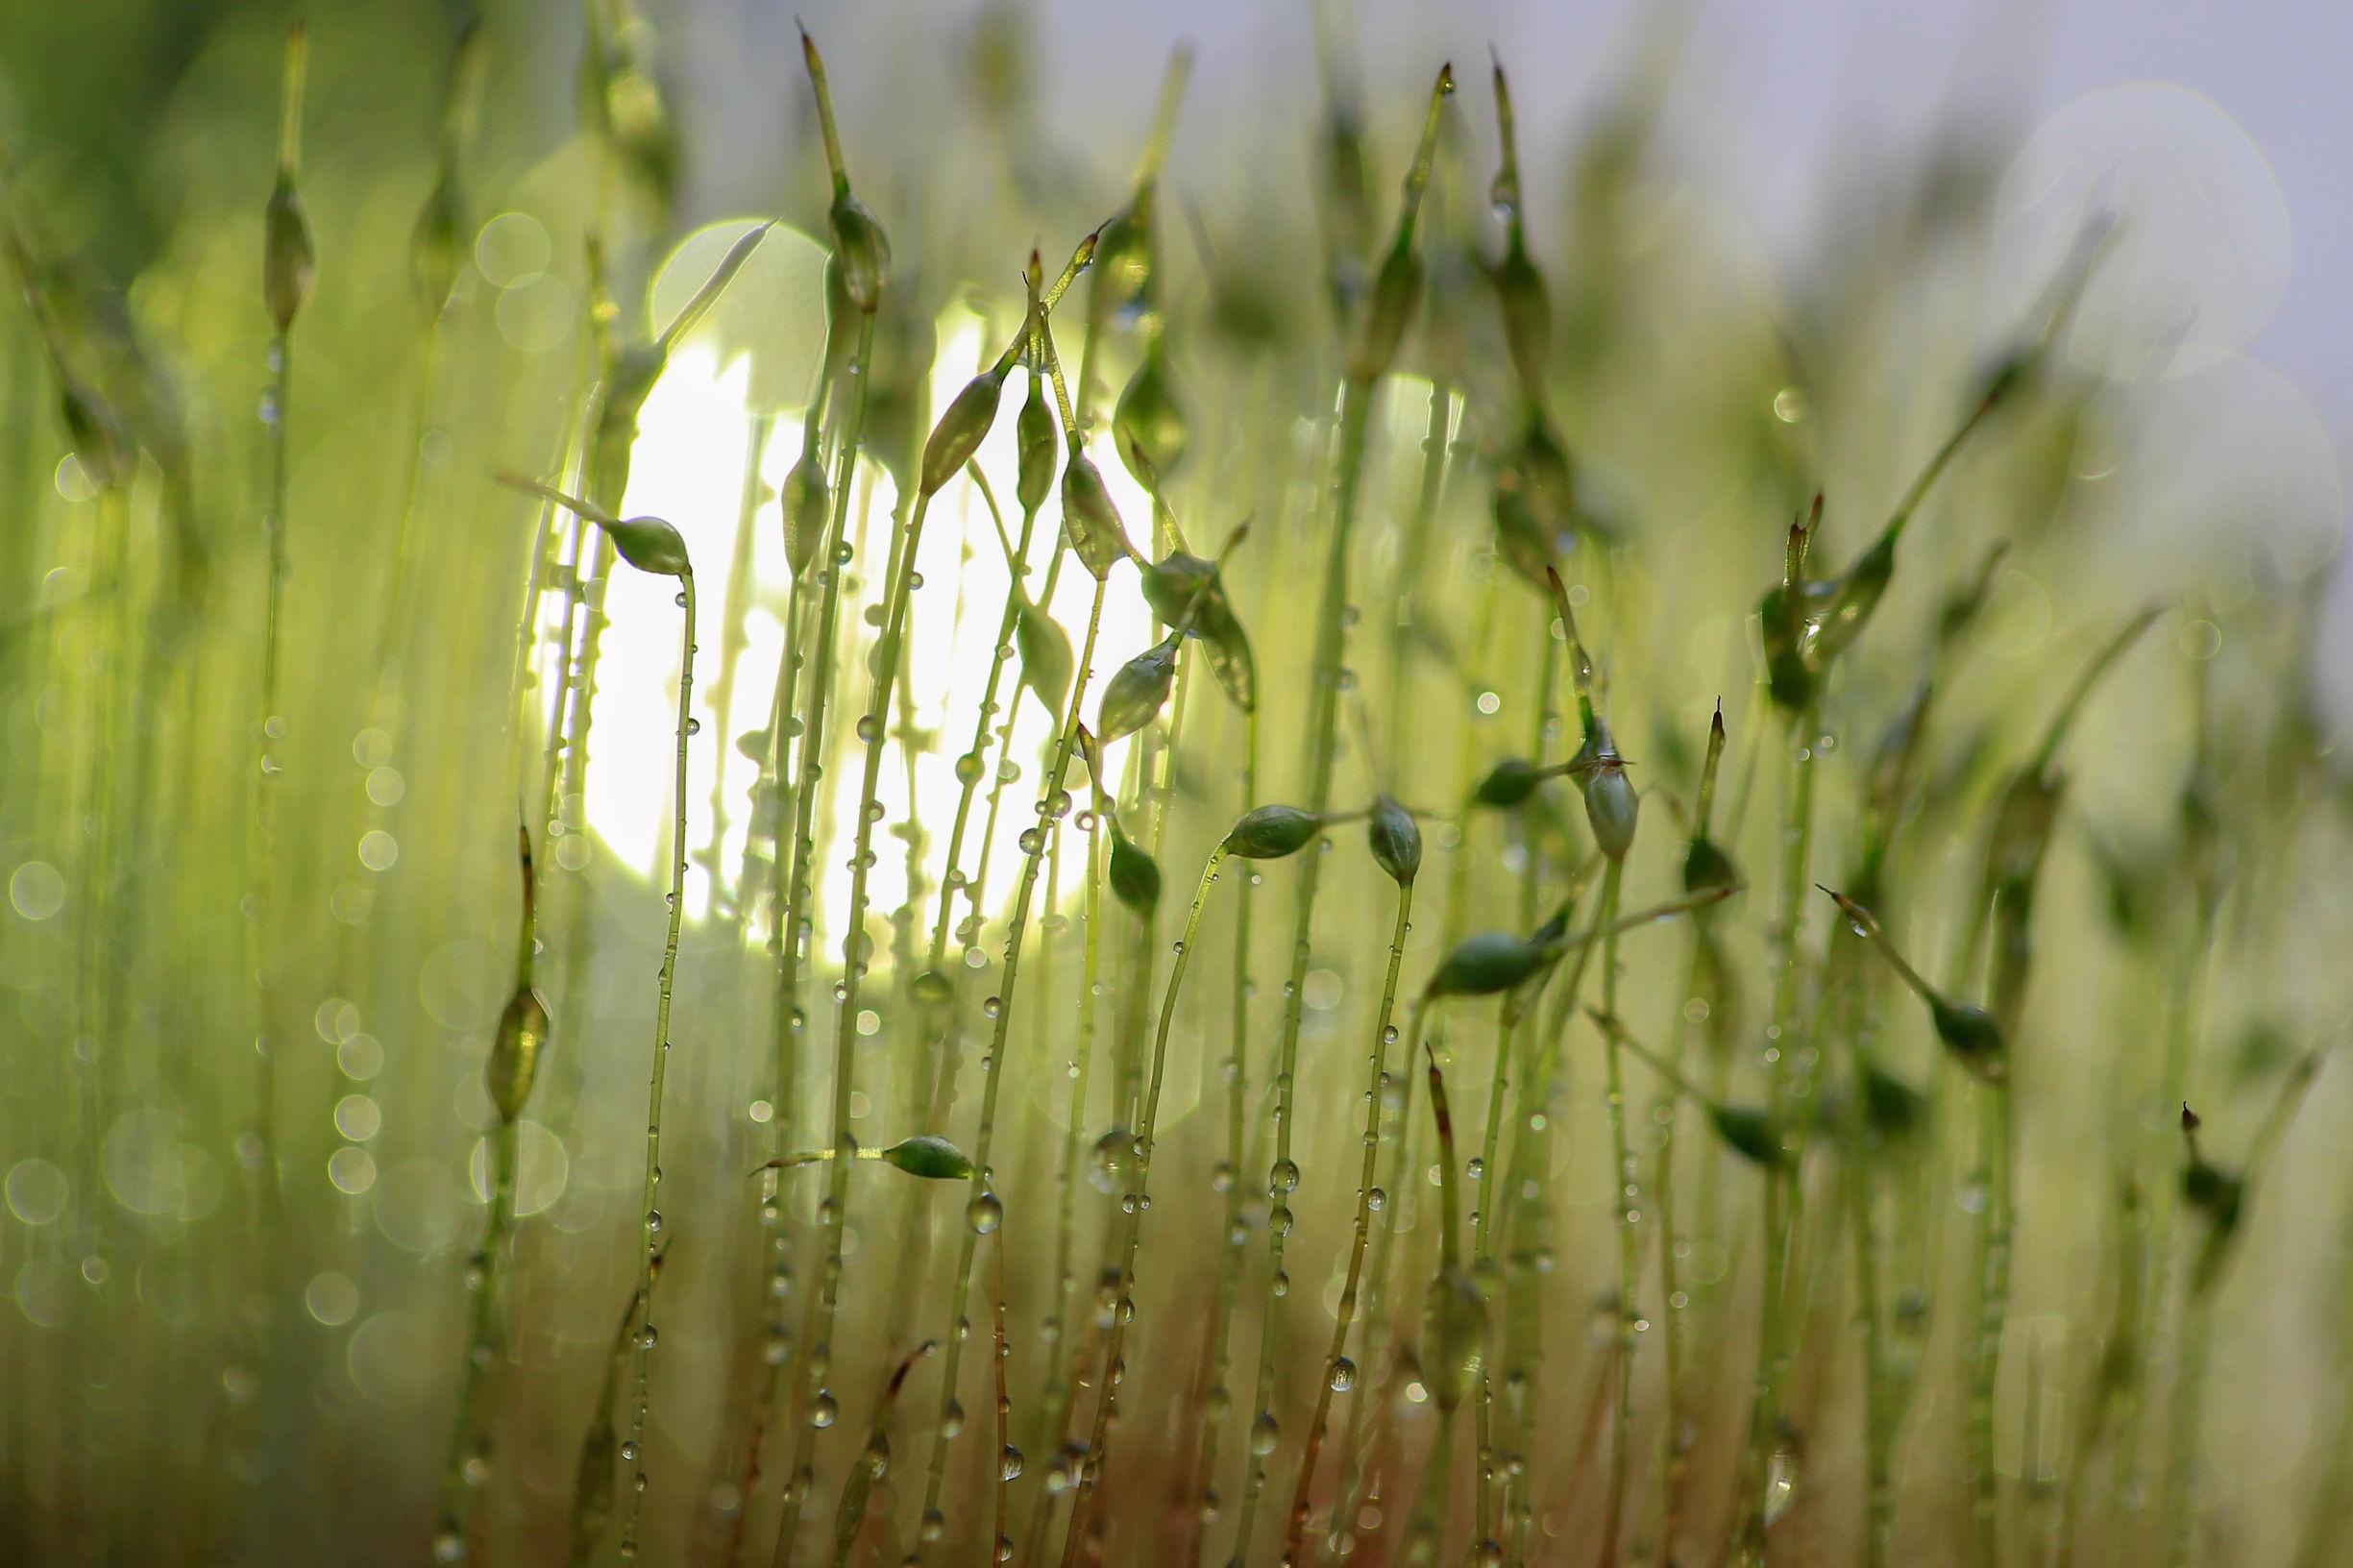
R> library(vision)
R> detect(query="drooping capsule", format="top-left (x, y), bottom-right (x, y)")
top-left (1139, 551), bottom-right (1255, 712)
top-left (1014, 594), bottom-right (1074, 716)
top-left (1221, 805), bottom-right (1321, 861)
top-left (1108, 823), bottom-right (1163, 917)
top-left (1096, 635), bottom-right (1181, 743)
top-left (920, 365), bottom-right (1009, 498)
top-left (1114, 344), bottom-right (1188, 486)
top-left (1424, 931), bottom-right (1552, 999)
top-left (878, 1135), bottom-right (977, 1181)
top-left (1061, 451), bottom-right (1133, 579)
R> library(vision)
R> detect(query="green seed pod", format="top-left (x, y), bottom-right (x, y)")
top-left (828, 189), bottom-right (892, 314)
top-left (1368, 796), bottom-right (1422, 886)
top-left (1114, 346), bottom-right (1188, 486)
top-left (1139, 551), bottom-right (1255, 712)
top-left (1014, 594), bottom-right (1073, 716)
top-left (1928, 995), bottom-right (2005, 1080)
top-left (781, 446), bottom-right (830, 578)
top-left (1108, 822), bottom-right (1163, 917)
top-left (1861, 1063), bottom-right (1926, 1141)
top-left (1016, 371), bottom-right (1057, 513)
top-left (1425, 930), bottom-right (1551, 998)
top-left (1473, 756), bottom-right (1542, 808)
top-left (1494, 242), bottom-right (1551, 398)
top-left (410, 169), bottom-right (464, 317)
top-left (920, 366), bottom-right (1008, 498)
top-left (1682, 837), bottom-right (1739, 898)
top-left (485, 985), bottom-right (552, 1125)
top-left (1351, 238), bottom-right (1422, 385)
top-left (1421, 1265), bottom-right (1490, 1414)
top-left (1061, 451), bottom-right (1133, 579)
top-left (879, 1135), bottom-right (976, 1180)
top-left (1708, 1103), bottom-right (1782, 1168)
top-left (2180, 1158), bottom-right (2243, 1233)
top-left (1575, 730), bottom-right (1638, 860)
top-left (1096, 634), bottom-right (1180, 743)
top-left (1222, 804), bottom-right (1321, 861)
top-left (262, 173), bottom-right (314, 333)
top-left (597, 516), bottom-right (692, 577)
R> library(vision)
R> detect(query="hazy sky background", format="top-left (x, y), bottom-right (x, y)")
top-left (682, 0), bottom-right (2351, 712)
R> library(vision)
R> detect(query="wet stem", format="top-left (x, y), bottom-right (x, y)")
top-left (1231, 371), bottom-right (1375, 1565)
top-left (618, 569), bottom-right (695, 1559)
top-left (1283, 880), bottom-right (1415, 1561)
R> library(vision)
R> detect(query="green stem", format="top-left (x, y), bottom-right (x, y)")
top-left (1062, 845), bottom-right (1231, 1565)
top-left (1284, 882), bottom-right (1415, 1559)
top-left (1231, 372), bottom-right (1376, 1566)
top-left (617, 571), bottom-right (695, 1557)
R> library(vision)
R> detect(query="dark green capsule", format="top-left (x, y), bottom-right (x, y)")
top-left (263, 172), bottom-right (314, 333)
top-left (1682, 837), bottom-right (1739, 897)
top-left (1351, 238), bottom-right (1422, 385)
top-left (485, 985), bottom-right (552, 1125)
top-left (2180, 1159), bottom-right (2243, 1232)
top-left (879, 1135), bottom-right (975, 1181)
top-left (1709, 1103), bottom-right (1782, 1168)
top-left (1222, 804), bottom-right (1321, 861)
top-left (1014, 595), bottom-right (1073, 716)
top-left (1473, 757), bottom-right (1543, 808)
top-left (1928, 995), bottom-right (2005, 1079)
top-left (1368, 796), bottom-right (1422, 886)
top-left (781, 446), bottom-right (830, 578)
top-left (1108, 823), bottom-right (1163, 917)
top-left (1061, 452), bottom-right (1133, 580)
top-left (1862, 1062), bottom-right (1926, 1140)
top-left (920, 367), bottom-right (1007, 498)
top-left (596, 515), bottom-right (693, 577)
top-left (828, 189), bottom-right (891, 314)
top-left (1139, 552), bottom-right (1255, 713)
top-left (1096, 635), bottom-right (1180, 743)
top-left (410, 169), bottom-right (464, 316)
top-left (1494, 242), bottom-right (1551, 397)
top-left (1425, 930), bottom-right (1551, 998)
top-left (1016, 371), bottom-right (1057, 513)
top-left (1114, 346), bottom-right (1188, 486)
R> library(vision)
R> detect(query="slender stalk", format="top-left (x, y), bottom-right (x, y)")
top-left (1595, 859), bottom-right (1634, 1562)
top-left (617, 570), bottom-right (696, 1559)
top-left (1061, 845), bottom-right (1231, 1565)
top-left (1230, 376), bottom-right (1372, 1564)
top-left (1284, 881), bottom-right (1415, 1559)
top-left (1737, 701), bottom-right (1818, 1564)
top-left (1190, 703), bottom-right (1259, 1543)
top-left (770, 312), bottom-right (876, 1527)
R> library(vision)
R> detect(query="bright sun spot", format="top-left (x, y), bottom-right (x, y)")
top-left (565, 219), bottom-right (1157, 949)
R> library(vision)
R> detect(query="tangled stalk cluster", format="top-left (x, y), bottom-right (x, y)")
top-left (1, 9), bottom-right (2347, 1568)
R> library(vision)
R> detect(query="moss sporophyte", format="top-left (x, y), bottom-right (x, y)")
top-left (5, 15), bottom-right (2344, 1568)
